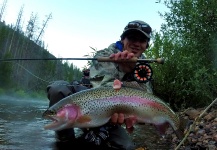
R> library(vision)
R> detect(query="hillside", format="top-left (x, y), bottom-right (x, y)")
top-left (0, 21), bottom-right (83, 93)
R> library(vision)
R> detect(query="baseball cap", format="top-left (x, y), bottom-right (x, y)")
top-left (120, 20), bottom-right (152, 40)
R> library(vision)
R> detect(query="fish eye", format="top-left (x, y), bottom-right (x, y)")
top-left (51, 110), bottom-right (56, 115)
top-left (46, 110), bottom-right (56, 115)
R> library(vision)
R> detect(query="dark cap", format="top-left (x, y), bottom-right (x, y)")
top-left (83, 69), bottom-right (90, 76)
top-left (121, 20), bottom-right (152, 40)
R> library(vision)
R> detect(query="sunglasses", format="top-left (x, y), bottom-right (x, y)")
top-left (126, 22), bottom-right (152, 35)
top-left (126, 35), bottom-right (147, 43)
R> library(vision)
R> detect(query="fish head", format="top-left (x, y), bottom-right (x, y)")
top-left (42, 104), bottom-right (80, 131)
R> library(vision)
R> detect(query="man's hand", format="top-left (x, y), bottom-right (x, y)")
top-left (110, 51), bottom-right (134, 60)
top-left (110, 113), bottom-right (137, 133)
top-left (110, 113), bottom-right (125, 124)
top-left (110, 51), bottom-right (136, 73)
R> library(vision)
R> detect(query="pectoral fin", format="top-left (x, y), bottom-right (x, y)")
top-left (77, 115), bottom-right (91, 123)
top-left (113, 79), bottom-right (122, 91)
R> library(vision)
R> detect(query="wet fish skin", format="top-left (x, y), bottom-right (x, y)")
top-left (42, 85), bottom-right (182, 139)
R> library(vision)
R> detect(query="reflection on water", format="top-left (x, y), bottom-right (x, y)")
top-left (0, 96), bottom-right (56, 150)
top-left (0, 96), bottom-right (171, 150)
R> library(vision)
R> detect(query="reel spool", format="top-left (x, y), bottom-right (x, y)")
top-left (133, 63), bottom-right (153, 83)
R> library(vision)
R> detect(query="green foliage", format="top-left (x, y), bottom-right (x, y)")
top-left (85, 46), bottom-right (98, 67)
top-left (0, 24), bottom-right (10, 48)
top-left (29, 90), bottom-right (47, 99)
top-left (0, 86), bottom-right (46, 99)
top-left (147, 0), bottom-right (217, 110)
top-left (0, 52), bottom-right (13, 88)
top-left (0, 21), bottom-right (83, 94)
top-left (0, 88), bottom-right (5, 95)
top-left (15, 89), bottom-right (27, 97)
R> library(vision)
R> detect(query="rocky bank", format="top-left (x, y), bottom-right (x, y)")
top-left (132, 101), bottom-right (217, 150)
top-left (164, 105), bottom-right (217, 150)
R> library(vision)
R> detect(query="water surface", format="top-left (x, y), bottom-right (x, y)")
top-left (0, 96), bottom-right (171, 150)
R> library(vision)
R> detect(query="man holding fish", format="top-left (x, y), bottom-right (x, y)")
top-left (45, 20), bottom-right (175, 150)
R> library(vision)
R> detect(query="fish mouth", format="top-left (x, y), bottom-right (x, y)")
top-left (43, 111), bottom-right (70, 131)
top-left (43, 115), bottom-right (61, 130)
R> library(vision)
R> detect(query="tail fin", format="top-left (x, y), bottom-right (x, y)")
top-left (154, 122), bottom-right (169, 136)
top-left (174, 116), bottom-right (191, 145)
top-left (174, 129), bottom-right (184, 140)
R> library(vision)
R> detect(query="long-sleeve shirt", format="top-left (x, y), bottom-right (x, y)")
top-left (89, 42), bottom-right (153, 93)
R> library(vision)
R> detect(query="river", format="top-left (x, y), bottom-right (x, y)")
top-left (0, 96), bottom-right (171, 150)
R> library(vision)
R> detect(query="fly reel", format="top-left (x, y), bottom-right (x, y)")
top-left (133, 63), bottom-right (153, 83)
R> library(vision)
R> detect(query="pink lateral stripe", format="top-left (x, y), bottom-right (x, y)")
top-left (104, 96), bottom-right (168, 111)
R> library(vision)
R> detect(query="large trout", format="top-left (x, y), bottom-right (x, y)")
top-left (42, 82), bottom-right (183, 139)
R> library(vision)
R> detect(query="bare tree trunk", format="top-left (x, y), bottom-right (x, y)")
top-left (14, 20), bottom-right (25, 58)
top-left (25, 12), bottom-right (38, 40)
top-left (7, 5), bottom-right (24, 89)
top-left (35, 13), bottom-right (52, 44)
top-left (0, 0), bottom-right (7, 22)
top-left (8, 5), bottom-right (24, 53)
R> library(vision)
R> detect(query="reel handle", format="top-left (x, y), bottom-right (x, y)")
top-left (97, 57), bottom-right (138, 63)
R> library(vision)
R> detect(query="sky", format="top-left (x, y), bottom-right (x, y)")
top-left (0, 0), bottom-right (167, 69)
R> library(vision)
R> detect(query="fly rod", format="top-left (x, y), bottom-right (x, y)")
top-left (0, 57), bottom-right (165, 64)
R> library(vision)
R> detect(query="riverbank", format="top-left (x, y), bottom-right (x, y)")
top-left (164, 103), bottom-right (217, 150)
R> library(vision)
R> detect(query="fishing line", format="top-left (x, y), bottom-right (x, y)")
top-left (7, 62), bottom-right (81, 87)
top-left (15, 63), bottom-right (76, 86)
top-left (15, 62), bottom-right (51, 83)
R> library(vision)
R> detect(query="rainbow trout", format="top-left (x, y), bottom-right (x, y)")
top-left (42, 83), bottom-right (183, 139)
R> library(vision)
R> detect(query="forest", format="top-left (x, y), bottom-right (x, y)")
top-left (0, 0), bottom-right (83, 98)
top-left (146, 0), bottom-right (217, 110)
top-left (0, 0), bottom-right (217, 110)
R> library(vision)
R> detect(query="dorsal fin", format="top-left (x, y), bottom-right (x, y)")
top-left (122, 81), bottom-right (145, 91)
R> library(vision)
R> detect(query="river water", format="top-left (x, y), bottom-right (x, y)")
top-left (0, 96), bottom-right (171, 150)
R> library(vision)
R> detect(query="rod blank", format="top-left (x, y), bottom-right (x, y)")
top-left (0, 57), bottom-right (164, 64)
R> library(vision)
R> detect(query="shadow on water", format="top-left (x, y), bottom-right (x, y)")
top-left (0, 96), bottom-right (172, 150)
